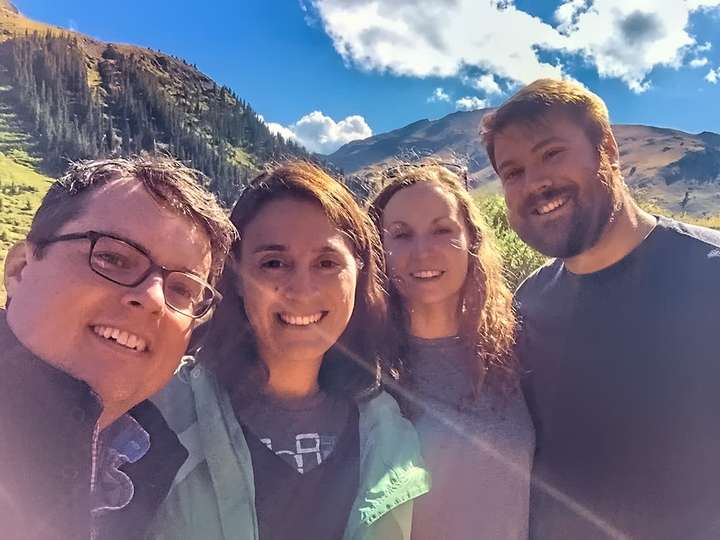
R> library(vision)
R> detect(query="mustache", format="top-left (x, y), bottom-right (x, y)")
top-left (523, 185), bottom-right (577, 214)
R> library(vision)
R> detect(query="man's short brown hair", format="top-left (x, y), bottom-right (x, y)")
top-left (481, 78), bottom-right (613, 172)
top-left (26, 155), bottom-right (237, 282)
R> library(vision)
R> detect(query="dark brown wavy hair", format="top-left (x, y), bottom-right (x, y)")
top-left (27, 155), bottom-right (236, 283)
top-left (199, 160), bottom-right (397, 402)
top-left (368, 162), bottom-right (518, 397)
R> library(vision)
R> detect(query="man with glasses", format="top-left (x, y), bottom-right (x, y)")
top-left (0, 156), bottom-right (236, 540)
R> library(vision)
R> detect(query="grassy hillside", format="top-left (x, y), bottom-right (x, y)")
top-left (0, 152), bottom-right (52, 304)
top-left (0, 1), bottom-right (307, 211)
top-left (0, 65), bottom-right (52, 303)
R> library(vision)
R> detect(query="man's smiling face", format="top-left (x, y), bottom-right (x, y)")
top-left (5, 178), bottom-right (212, 417)
top-left (493, 112), bottom-right (617, 258)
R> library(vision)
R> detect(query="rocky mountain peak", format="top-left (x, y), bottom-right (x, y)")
top-left (0, 1), bottom-right (19, 14)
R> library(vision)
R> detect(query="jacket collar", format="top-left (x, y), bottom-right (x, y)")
top-left (0, 309), bottom-right (188, 539)
top-left (184, 363), bottom-right (429, 537)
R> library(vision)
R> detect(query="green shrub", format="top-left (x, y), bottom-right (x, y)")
top-left (475, 195), bottom-right (547, 291)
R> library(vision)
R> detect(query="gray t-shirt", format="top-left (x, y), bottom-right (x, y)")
top-left (407, 336), bottom-right (535, 540)
top-left (235, 391), bottom-right (350, 474)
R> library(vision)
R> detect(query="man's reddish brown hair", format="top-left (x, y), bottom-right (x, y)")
top-left (481, 78), bottom-right (614, 172)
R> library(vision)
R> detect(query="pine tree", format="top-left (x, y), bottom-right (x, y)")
top-left (3, 32), bottom-right (308, 203)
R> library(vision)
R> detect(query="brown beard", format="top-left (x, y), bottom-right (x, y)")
top-left (514, 150), bottom-right (621, 259)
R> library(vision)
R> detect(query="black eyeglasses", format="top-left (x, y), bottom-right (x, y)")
top-left (34, 231), bottom-right (221, 319)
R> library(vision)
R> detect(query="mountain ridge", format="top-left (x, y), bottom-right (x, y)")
top-left (0, 1), bottom-right (19, 14)
top-left (0, 2), bottom-right (306, 204)
top-left (327, 110), bottom-right (720, 216)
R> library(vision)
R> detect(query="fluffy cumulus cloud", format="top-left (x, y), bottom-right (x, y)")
top-left (428, 87), bottom-right (451, 102)
top-left (706, 67), bottom-right (720, 83)
top-left (553, 0), bottom-right (720, 93)
top-left (307, 0), bottom-right (720, 93)
top-left (266, 111), bottom-right (372, 154)
top-left (690, 57), bottom-right (709, 67)
top-left (467, 73), bottom-right (503, 95)
top-left (265, 121), bottom-right (297, 142)
top-left (455, 96), bottom-right (488, 111)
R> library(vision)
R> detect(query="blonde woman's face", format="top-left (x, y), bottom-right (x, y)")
top-left (381, 182), bottom-right (470, 311)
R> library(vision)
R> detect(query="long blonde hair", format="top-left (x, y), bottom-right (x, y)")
top-left (368, 163), bottom-right (518, 396)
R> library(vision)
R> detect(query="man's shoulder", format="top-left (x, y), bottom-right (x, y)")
top-left (0, 312), bottom-right (103, 540)
top-left (514, 258), bottom-right (563, 308)
top-left (0, 309), bottom-right (101, 416)
top-left (652, 216), bottom-right (720, 276)
top-left (656, 216), bottom-right (720, 251)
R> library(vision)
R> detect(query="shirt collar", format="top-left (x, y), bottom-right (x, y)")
top-left (101, 413), bottom-right (150, 464)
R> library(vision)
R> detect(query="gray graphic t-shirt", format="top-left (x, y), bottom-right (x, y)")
top-left (236, 391), bottom-right (350, 474)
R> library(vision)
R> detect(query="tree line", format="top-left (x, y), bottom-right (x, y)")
top-left (0, 32), bottom-right (307, 204)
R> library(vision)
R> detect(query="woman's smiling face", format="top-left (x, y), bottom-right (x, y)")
top-left (381, 181), bottom-right (470, 311)
top-left (236, 197), bottom-right (359, 365)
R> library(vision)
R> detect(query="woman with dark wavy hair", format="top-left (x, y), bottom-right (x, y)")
top-left (150, 160), bottom-right (429, 540)
top-left (369, 162), bottom-right (534, 540)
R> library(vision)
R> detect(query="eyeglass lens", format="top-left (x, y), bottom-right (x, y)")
top-left (89, 236), bottom-right (213, 317)
top-left (164, 273), bottom-right (214, 317)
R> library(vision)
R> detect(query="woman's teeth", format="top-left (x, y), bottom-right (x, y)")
top-left (92, 325), bottom-right (147, 352)
top-left (536, 196), bottom-right (569, 216)
top-left (279, 312), bottom-right (324, 326)
top-left (412, 270), bottom-right (443, 279)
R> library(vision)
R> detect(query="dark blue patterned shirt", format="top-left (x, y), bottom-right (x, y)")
top-left (91, 414), bottom-right (150, 515)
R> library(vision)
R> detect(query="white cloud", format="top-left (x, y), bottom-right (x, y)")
top-left (696, 41), bottom-right (713, 52)
top-left (468, 73), bottom-right (502, 95)
top-left (428, 87), bottom-right (450, 102)
top-left (309, 0), bottom-right (565, 83)
top-left (455, 96), bottom-right (488, 111)
top-left (266, 111), bottom-right (372, 154)
top-left (308, 0), bottom-right (720, 93)
top-left (554, 0), bottom-right (720, 93)
top-left (266, 121), bottom-right (298, 142)
top-left (687, 0), bottom-right (720, 9)
top-left (258, 114), bottom-right (299, 142)
top-left (690, 57), bottom-right (709, 67)
top-left (706, 67), bottom-right (720, 83)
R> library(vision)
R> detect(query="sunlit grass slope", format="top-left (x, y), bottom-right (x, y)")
top-left (0, 153), bottom-right (52, 304)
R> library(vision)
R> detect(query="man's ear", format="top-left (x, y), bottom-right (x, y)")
top-left (4, 242), bottom-right (31, 300)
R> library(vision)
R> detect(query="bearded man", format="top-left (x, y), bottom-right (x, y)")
top-left (482, 79), bottom-right (720, 540)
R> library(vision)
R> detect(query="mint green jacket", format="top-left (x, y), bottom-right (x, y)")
top-left (148, 361), bottom-right (430, 540)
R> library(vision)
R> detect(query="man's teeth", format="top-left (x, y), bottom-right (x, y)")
top-left (92, 325), bottom-right (147, 352)
top-left (537, 196), bottom-right (569, 216)
top-left (412, 270), bottom-right (443, 279)
top-left (279, 313), bottom-right (324, 326)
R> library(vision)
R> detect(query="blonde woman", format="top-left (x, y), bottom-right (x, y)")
top-left (369, 163), bottom-right (534, 540)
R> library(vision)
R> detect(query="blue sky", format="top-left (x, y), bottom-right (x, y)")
top-left (13, 0), bottom-right (720, 154)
